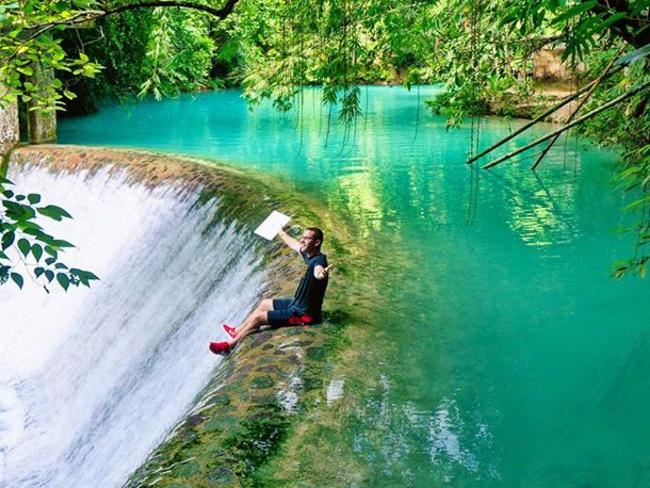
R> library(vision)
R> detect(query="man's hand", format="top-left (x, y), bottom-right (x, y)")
top-left (314, 264), bottom-right (333, 280)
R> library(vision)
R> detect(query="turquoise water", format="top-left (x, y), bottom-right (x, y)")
top-left (59, 87), bottom-right (650, 486)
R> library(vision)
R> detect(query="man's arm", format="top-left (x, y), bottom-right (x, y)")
top-left (314, 264), bottom-right (333, 280)
top-left (277, 229), bottom-right (301, 253)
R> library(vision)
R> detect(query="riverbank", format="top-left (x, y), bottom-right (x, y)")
top-left (487, 81), bottom-right (578, 124)
top-left (7, 144), bottom-right (363, 487)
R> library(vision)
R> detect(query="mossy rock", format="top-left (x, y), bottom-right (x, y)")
top-left (174, 460), bottom-right (200, 478)
top-left (203, 414), bottom-right (240, 434)
top-left (250, 375), bottom-right (274, 389)
top-left (206, 393), bottom-right (231, 407)
top-left (207, 465), bottom-right (238, 485)
top-left (306, 346), bottom-right (326, 360)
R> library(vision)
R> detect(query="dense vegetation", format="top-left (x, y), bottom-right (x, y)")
top-left (1, 0), bottom-right (649, 285)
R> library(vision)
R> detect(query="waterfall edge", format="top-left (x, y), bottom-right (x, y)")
top-left (7, 144), bottom-right (358, 488)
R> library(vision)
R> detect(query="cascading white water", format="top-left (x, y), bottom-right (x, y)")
top-left (0, 163), bottom-right (266, 488)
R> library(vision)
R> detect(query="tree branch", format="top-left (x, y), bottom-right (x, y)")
top-left (482, 78), bottom-right (650, 170)
top-left (2, 0), bottom-right (241, 67)
top-left (530, 46), bottom-right (624, 171)
top-left (102, 0), bottom-right (240, 20)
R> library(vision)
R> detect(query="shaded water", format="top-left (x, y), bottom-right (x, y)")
top-left (0, 165), bottom-right (264, 487)
top-left (58, 87), bottom-right (650, 486)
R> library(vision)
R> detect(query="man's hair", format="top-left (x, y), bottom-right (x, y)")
top-left (306, 227), bottom-right (324, 247)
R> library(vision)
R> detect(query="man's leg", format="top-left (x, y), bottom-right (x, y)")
top-left (233, 299), bottom-right (274, 336)
top-left (211, 300), bottom-right (291, 355)
top-left (230, 298), bottom-right (296, 345)
top-left (229, 309), bottom-right (271, 346)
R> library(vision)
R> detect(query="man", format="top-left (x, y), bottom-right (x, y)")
top-left (209, 226), bottom-right (332, 355)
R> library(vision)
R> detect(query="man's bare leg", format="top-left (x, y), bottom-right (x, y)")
top-left (233, 299), bottom-right (274, 336)
top-left (234, 299), bottom-right (273, 333)
top-left (211, 300), bottom-right (275, 355)
top-left (229, 310), bottom-right (270, 346)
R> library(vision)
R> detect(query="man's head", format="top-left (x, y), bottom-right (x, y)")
top-left (299, 227), bottom-right (324, 255)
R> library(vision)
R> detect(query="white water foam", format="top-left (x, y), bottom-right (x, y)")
top-left (0, 163), bottom-right (266, 488)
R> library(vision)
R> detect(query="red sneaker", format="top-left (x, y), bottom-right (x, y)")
top-left (222, 324), bottom-right (237, 339)
top-left (209, 341), bottom-right (231, 355)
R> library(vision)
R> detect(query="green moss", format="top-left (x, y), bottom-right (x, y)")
top-left (174, 460), bottom-right (200, 478)
top-left (222, 403), bottom-right (289, 487)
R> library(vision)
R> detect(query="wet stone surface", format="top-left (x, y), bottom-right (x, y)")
top-left (124, 320), bottom-right (337, 487)
top-left (250, 375), bottom-right (274, 389)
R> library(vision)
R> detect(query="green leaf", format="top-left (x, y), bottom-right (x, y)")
top-left (37, 205), bottom-right (72, 221)
top-left (616, 44), bottom-right (650, 67)
top-left (16, 66), bottom-right (33, 76)
top-left (11, 272), bottom-right (23, 289)
top-left (2, 231), bottom-right (15, 250)
top-left (45, 269), bottom-right (54, 282)
top-left (3, 200), bottom-right (36, 220)
top-left (552, 1), bottom-right (597, 25)
top-left (34, 266), bottom-right (44, 278)
top-left (28, 193), bottom-right (41, 204)
top-left (70, 268), bottom-right (99, 287)
top-left (44, 246), bottom-right (58, 259)
top-left (0, 250), bottom-right (8, 260)
top-left (32, 243), bottom-right (42, 262)
top-left (84, 270), bottom-right (99, 281)
top-left (56, 272), bottom-right (69, 291)
top-left (51, 239), bottom-right (74, 249)
top-left (17, 238), bottom-right (30, 257)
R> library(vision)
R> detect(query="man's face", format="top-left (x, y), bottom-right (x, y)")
top-left (299, 230), bottom-right (319, 253)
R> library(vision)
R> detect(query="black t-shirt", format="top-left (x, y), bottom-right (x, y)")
top-left (291, 251), bottom-right (328, 319)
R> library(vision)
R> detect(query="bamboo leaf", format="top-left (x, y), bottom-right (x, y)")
top-left (552, 1), bottom-right (597, 25)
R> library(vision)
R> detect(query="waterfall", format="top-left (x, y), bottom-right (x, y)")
top-left (0, 163), bottom-right (266, 487)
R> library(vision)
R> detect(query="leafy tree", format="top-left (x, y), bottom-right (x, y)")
top-left (138, 7), bottom-right (216, 99)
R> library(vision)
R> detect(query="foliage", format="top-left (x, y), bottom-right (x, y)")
top-left (0, 176), bottom-right (99, 291)
top-left (1, 0), bottom-right (649, 277)
top-left (0, 0), bottom-right (104, 113)
top-left (233, 0), bottom-right (439, 121)
top-left (138, 7), bottom-right (216, 99)
top-left (0, 0), bottom-right (106, 290)
top-left (78, 9), bottom-right (156, 103)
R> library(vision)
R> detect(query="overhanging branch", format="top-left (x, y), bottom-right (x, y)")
top-left (102, 0), bottom-right (240, 20)
top-left (3, 0), bottom-right (241, 66)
